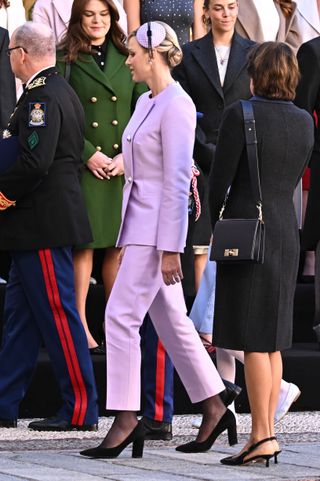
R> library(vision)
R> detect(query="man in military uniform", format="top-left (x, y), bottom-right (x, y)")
top-left (0, 21), bottom-right (98, 431)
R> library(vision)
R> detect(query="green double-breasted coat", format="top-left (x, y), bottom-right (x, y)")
top-left (57, 41), bottom-right (145, 248)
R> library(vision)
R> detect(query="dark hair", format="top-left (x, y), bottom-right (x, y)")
top-left (0, 0), bottom-right (10, 7)
top-left (202, 0), bottom-right (239, 27)
top-left (59, 0), bottom-right (127, 62)
top-left (247, 42), bottom-right (299, 101)
top-left (275, 0), bottom-right (294, 17)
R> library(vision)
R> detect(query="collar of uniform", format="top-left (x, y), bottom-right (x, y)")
top-left (26, 65), bottom-right (56, 88)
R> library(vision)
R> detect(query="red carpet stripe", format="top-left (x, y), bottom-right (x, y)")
top-left (39, 249), bottom-right (87, 425)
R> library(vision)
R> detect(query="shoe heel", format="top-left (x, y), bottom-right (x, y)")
top-left (132, 437), bottom-right (144, 458)
top-left (227, 424), bottom-right (238, 446)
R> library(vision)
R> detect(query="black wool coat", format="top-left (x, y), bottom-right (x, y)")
top-left (209, 99), bottom-right (313, 352)
top-left (173, 31), bottom-right (255, 244)
top-left (0, 67), bottom-right (93, 250)
top-left (295, 37), bottom-right (320, 250)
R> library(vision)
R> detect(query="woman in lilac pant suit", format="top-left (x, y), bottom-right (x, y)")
top-left (80, 21), bottom-right (237, 459)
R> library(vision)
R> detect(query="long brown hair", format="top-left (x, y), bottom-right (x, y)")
top-left (275, 0), bottom-right (294, 17)
top-left (59, 0), bottom-right (127, 62)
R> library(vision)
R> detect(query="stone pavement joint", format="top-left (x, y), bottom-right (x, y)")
top-left (0, 413), bottom-right (319, 480)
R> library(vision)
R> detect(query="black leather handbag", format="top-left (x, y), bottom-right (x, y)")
top-left (210, 100), bottom-right (265, 264)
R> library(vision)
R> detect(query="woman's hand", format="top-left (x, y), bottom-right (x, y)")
top-left (161, 251), bottom-right (184, 286)
top-left (87, 152), bottom-right (113, 179)
top-left (108, 153), bottom-right (125, 177)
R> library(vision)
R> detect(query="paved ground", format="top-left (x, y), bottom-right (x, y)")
top-left (0, 412), bottom-right (320, 481)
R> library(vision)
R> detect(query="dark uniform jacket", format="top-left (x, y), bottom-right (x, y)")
top-left (0, 27), bottom-right (16, 136)
top-left (0, 67), bottom-right (93, 250)
top-left (295, 37), bottom-right (320, 250)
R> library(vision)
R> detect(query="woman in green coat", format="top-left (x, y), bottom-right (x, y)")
top-left (57, 0), bottom-right (144, 350)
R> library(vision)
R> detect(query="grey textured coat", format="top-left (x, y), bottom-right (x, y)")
top-left (209, 98), bottom-right (313, 352)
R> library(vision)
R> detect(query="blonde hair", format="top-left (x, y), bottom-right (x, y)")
top-left (128, 21), bottom-right (183, 68)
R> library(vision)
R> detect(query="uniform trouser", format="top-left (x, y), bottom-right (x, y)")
top-left (141, 315), bottom-right (174, 423)
top-left (0, 247), bottom-right (98, 424)
top-left (105, 245), bottom-right (224, 411)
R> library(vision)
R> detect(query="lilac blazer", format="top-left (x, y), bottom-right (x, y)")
top-left (117, 82), bottom-right (196, 253)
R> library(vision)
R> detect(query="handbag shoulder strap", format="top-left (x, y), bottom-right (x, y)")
top-left (240, 100), bottom-right (263, 212)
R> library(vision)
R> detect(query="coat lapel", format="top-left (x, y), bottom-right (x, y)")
top-left (74, 41), bottom-right (126, 93)
top-left (297, 0), bottom-right (320, 33)
top-left (237, 0), bottom-right (263, 42)
top-left (223, 33), bottom-right (252, 94)
top-left (53, 0), bottom-right (73, 25)
top-left (191, 32), bottom-right (224, 99)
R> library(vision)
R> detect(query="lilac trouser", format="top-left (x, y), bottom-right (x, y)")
top-left (105, 245), bottom-right (224, 411)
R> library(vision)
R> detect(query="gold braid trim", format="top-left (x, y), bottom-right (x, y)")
top-left (0, 192), bottom-right (16, 210)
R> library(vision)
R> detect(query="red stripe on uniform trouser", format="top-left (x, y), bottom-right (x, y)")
top-left (39, 249), bottom-right (88, 426)
top-left (154, 340), bottom-right (166, 421)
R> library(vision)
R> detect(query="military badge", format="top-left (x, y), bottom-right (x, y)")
top-left (28, 131), bottom-right (39, 150)
top-left (29, 102), bottom-right (46, 127)
top-left (27, 77), bottom-right (46, 90)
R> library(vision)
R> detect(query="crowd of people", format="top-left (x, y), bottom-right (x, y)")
top-left (0, 0), bottom-right (319, 468)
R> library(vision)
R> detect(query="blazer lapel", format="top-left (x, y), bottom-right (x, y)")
top-left (297, 0), bottom-right (320, 33)
top-left (237, 0), bottom-right (263, 42)
top-left (191, 32), bottom-right (223, 99)
top-left (103, 40), bottom-right (126, 81)
top-left (223, 33), bottom-right (252, 94)
top-left (53, 0), bottom-right (72, 25)
top-left (74, 41), bottom-right (126, 93)
top-left (74, 52), bottom-right (115, 93)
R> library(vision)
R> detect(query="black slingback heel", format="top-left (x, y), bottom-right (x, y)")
top-left (220, 437), bottom-right (275, 467)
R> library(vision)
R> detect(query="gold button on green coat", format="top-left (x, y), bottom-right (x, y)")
top-left (92, 121), bottom-right (99, 128)
top-left (57, 41), bottom-right (146, 249)
top-left (111, 120), bottom-right (118, 126)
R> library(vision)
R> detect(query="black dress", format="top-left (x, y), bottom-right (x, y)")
top-left (140, 0), bottom-right (194, 45)
top-left (209, 98), bottom-right (314, 352)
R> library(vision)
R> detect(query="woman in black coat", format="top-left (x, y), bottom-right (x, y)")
top-left (173, 0), bottom-right (255, 293)
top-left (209, 42), bottom-right (314, 466)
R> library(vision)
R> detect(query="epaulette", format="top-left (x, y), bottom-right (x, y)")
top-left (27, 77), bottom-right (46, 91)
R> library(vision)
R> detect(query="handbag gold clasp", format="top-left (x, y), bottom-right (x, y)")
top-left (224, 248), bottom-right (239, 257)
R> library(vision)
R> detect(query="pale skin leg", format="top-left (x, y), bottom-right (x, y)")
top-left (101, 247), bottom-right (121, 301)
top-left (236, 351), bottom-right (281, 460)
top-left (194, 252), bottom-right (208, 292)
top-left (73, 248), bottom-right (97, 349)
top-left (74, 247), bottom-right (120, 348)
